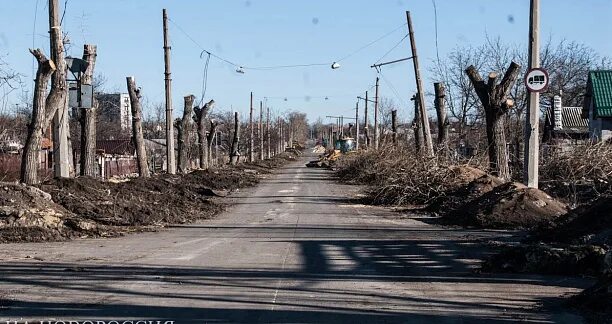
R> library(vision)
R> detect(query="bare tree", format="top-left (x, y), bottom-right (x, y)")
top-left (230, 112), bottom-right (240, 165)
top-left (206, 119), bottom-right (219, 166)
top-left (466, 62), bottom-right (521, 180)
top-left (20, 49), bottom-right (56, 185)
top-left (194, 99), bottom-right (215, 169)
top-left (126, 76), bottom-right (150, 177)
top-left (79, 44), bottom-right (98, 177)
top-left (430, 45), bottom-right (485, 135)
top-left (175, 95), bottom-right (195, 173)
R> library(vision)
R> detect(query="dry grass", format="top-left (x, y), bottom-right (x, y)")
top-left (540, 142), bottom-right (612, 206)
top-left (336, 145), bottom-right (476, 205)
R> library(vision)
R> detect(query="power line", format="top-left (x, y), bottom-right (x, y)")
top-left (432, 0), bottom-right (441, 66)
top-left (374, 34), bottom-right (409, 64)
top-left (199, 52), bottom-right (211, 106)
top-left (378, 71), bottom-right (410, 108)
top-left (169, 17), bottom-right (410, 73)
top-left (335, 23), bottom-right (407, 63)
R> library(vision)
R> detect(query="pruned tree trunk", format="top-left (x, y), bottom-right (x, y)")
top-left (434, 82), bottom-right (448, 150)
top-left (391, 110), bottom-right (397, 144)
top-left (175, 94), bottom-right (195, 173)
top-left (230, 112), bottom-right (240, 165)
top-left (206, 120), bottom-right (219, 166)
top-left (465, 62), bottom-right (521, 181)
top-left (20, 49), bottom-right (56, 185)
top-left (80, 44), bottom-right (98, 177)
top-left (259, 101), bottom-right (264, 160)
top-left (249, 92), bottom-right (254, 162)
top-left (194, 99), bottom-right (215, 169)
top-left (126, 76), bottom-right (150, 177)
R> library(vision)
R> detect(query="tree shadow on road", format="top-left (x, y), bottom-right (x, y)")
top-left (0, 234), bottom-right (591, 323)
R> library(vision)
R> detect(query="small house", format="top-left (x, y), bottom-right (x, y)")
top-left (583, 70), bottom-right (612, 142)
top-left (544, 95), bottom-right (589, 145)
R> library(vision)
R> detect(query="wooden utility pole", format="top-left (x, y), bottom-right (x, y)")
top-left (525, 0), bottom-right (540, 188)
top-left (249, 92), bottom-right (254, 162)
top-left (259, 101), bottom-right (264, 160)
top-left (230, 112), bottom-right (240, 164)
top-left (162, 9), bottom-right (176, 174)
top-left (411, 94), bottom-right (423, 152)
top-left (266, 106), bottom-right (271, 158)
top-left (126, 77), bottom-right (150, 177)
top-left (80, 44), bottom-right (97, 177)
top-left (434, 82), bottom-right (448, 148)
top-left (49, 0), bottom-right (70, 178)
top-left (355, 100), bottom-right (360, 150)
top-left (406, 11), bottom-right (434, 156)
top-left (374, 77), bottom-right (380, 149)
top-left (391, 109), bottom-right (398, 144)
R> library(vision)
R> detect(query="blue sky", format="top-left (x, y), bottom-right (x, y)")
top-left (1, 0), bottom-right (611, 122)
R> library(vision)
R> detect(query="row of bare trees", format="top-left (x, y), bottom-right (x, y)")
top-left (345, 37), bottom-right (611, 182)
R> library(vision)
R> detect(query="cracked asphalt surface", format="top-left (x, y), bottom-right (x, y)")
top-left (0, 154), bottom-right (593, 323)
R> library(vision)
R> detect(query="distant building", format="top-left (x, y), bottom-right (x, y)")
top-left (97, 93), bottom-right (132, 133)
top-left (544, 94), bottom-right (589, 144)
top-left (583, 70), bottom-right (612, 142)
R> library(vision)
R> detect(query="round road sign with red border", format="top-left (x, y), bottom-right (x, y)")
top-left (524, 68), bottom-right (549, 93)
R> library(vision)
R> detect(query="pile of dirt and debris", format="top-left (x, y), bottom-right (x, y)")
top-left (336, 150), bottom-right (569, 230)
top-left (532, 195), bottom-right (612, 246)
top-left (0, 182), bottom-right (78, 242)
top-left (1, 150), bottom-right (300, 243)
top-left (482, 243), bottom-right (608, 276)
top-left (444, 182), bottom-right (568, 229)
top-left (570, 273), bottom-right (612, 322)
top-left (41, 175), bottom-right (224, 228)
top-left (426, 166), bottom-right (502, 213)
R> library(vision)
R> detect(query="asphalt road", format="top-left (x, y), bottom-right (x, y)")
top-left (0, 154), bottom-right (592, 323)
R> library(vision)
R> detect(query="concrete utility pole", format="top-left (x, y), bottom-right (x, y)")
top-left (364, 91), bottom-right (370, 148)
top-left (49, 0), bottom-right (70, 178)
top-left (162, 9), bottom-right (176, 174)
top-left (374, 77), bottom-right (380, 149)
top-left (524, 0), bottom-right (540, 188)
top-left (355, 100), bottom-right (359, 150)
top-left (249, 92), bottom-right (254, 162)
top-left (266, 106), bottom-right (271, 159)
top-left (259, 101), bottom-right (264, 160)
top-left (406, 11), bottom-right (434, 156)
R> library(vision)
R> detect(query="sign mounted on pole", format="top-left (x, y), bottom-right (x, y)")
top-left (524, 67), bottom-right (549, 92)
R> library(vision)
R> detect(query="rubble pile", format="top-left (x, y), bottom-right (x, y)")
top-left (0, 150), bottom-right (301, 243)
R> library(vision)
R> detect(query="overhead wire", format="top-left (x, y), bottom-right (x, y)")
top-left (169, 17), bottom-right (410, 72)
top-left (335, 23), bottom-right (407, 63)
top-left (432, 0), bottom-right (441, 66)
top-left (199, 52), bottom-right (211, 106)
top-left (378, 70), bottom-right (410, 109)
top-left (374, 33), bottom-right (409, 64)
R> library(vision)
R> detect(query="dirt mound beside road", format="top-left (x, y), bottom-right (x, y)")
top-left (428, 167), bottom-right (504, 214)
top-left (446, 182), bottom-right (567, 229)
top-left (533, 195), bottom-right (612, 246)
top-left (42, 173), bottom-right (225, 227)
top-left (0, 183), bottom-right (78, 242)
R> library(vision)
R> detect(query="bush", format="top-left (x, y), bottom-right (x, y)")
top-left (540, 142), bottom-right (612, 206)
top-left (336, 145), bottom-right (471, 205)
